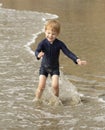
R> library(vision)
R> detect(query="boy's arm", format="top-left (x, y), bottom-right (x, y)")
top-left (35, 42), bottom-right (44, 60)
top-left (61, 42), bottom-right (87, 65)
top-left (61, 42), bottom-right (79, 64)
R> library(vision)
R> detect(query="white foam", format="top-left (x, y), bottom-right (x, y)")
top-left (24, 32), bottom-right (42, 55)
top-left (98, 98), bottom-right (105, 103)
top-left (0, 3), bottom-right (2, 7)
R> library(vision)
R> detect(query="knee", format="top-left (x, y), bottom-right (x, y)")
top-left (53, 85), bottom-right (59, 90)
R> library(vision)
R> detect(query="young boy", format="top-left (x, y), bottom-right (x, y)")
top-left (34, 19), bottom-right (86, 103)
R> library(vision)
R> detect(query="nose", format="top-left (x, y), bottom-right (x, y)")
top-left (49, 33), bottom-right (53, 37)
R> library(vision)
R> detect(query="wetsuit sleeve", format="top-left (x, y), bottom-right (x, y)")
top-left (35, 42), bottom-right (43, 60)
top-left (61, 42), bottom-right (79, 64)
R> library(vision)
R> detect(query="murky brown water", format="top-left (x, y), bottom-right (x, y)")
top-left (0, 0), bottom-right (105, 130)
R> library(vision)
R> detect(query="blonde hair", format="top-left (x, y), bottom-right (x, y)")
top-left (45, 19), bottom-right (60, 34)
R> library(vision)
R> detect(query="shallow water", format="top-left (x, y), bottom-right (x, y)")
top-left (0, 1), bottom-right (105, 130)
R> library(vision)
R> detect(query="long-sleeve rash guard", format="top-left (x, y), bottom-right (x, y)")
top-left (35, 38), bottom-right (79, 68)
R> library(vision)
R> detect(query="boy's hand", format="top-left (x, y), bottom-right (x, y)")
top-left (38, 51), bottom-right (44, 58)
top-left (77, 59), bottom-right (87, 65)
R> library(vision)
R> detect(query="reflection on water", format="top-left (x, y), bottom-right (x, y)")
top-left (1, 0), bottom-right (105, 130)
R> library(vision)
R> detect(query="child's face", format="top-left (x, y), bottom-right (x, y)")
top-left (45, 29), bottom-right (58, 43)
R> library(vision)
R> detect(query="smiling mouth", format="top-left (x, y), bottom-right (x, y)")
top-left (48, 38), bottom-right (53, 40)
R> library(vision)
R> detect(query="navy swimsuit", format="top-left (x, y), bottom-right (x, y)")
top-left (35, 38), bottom-right (78, 77)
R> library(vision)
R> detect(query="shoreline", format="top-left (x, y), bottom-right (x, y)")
top-left (25, 32), bottom-right (44, 55)
top-left (29, 33), bottom-right (44, 52)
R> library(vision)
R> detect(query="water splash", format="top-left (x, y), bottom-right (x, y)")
top-left (34, 71), bottom-right (82, 107)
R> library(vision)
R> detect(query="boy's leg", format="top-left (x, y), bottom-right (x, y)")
top-left (51, 75), bottom-right (59, 97)
top-left (35, 75), bottom-right (47, 99)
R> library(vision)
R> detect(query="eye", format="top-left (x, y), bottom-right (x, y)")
top-left (47, 32), bottom-right (51, 35)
